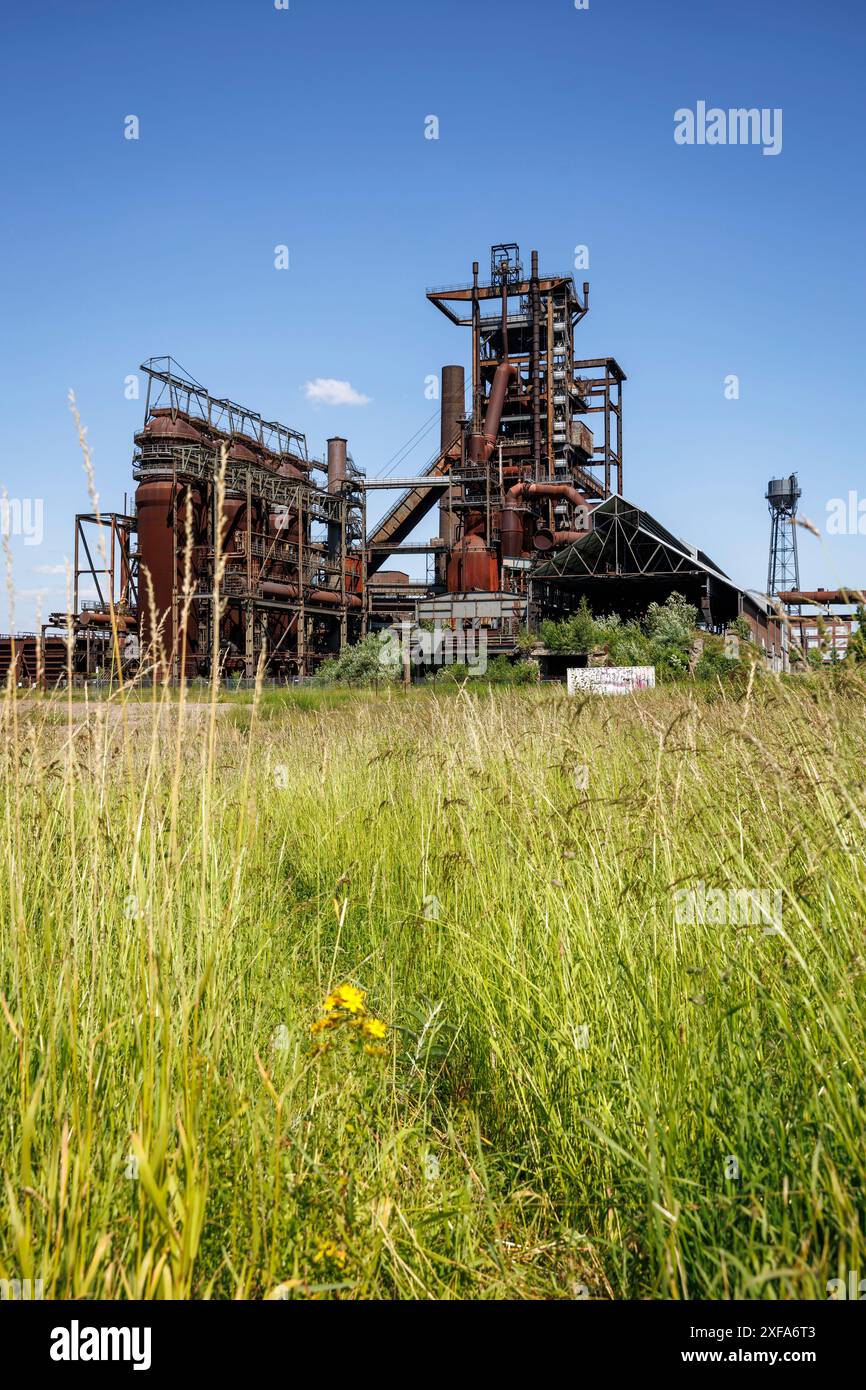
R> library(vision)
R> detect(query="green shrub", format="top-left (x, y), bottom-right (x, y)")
top-left (540, 595), bottom-right (598, 652)
top-left (315, 633), bottom-right (400, 686)
top-left (644, 592), bottom-right (699, 647)
top-left (605, 622), bottom-right (653, 667)
top-left (695, 645), bottom-right (745, 682)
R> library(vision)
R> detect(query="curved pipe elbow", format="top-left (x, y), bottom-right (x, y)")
top-left (469, 361), bottom-right (518, 463)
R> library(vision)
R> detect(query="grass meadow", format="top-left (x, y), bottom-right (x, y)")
top-left (1, 672), bottom-right (865, 1299)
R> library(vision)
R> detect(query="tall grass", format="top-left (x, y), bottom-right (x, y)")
top-left (1, 671), bottom-right (865, 1299)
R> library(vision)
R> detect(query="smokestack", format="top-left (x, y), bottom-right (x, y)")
top-left (440, 365), bottom-right (465, 462)
top-left (438, 365), bottom-right (465, 584)
top-left (326, 436), bottom-right (347, 560)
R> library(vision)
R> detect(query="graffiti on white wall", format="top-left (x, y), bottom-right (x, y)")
top-left (567, 666), bottom-right (656, 696)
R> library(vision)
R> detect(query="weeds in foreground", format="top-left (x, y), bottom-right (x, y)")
top-left (1, 672), bottom-right (865, 1298)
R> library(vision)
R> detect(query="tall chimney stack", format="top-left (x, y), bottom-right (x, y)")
top-left (438, 365), bottom-right (465, 585)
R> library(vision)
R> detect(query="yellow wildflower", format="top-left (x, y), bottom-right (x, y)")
top-left (324, 982), bottom-right (366, 1015)
top-left (313, 1240), bottom-right (347, 1269)
top-left (362, 1017), bottom-right (387, 1040)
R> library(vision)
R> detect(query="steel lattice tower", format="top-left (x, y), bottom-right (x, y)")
top-left (766, 474), bottom-right (802, 599)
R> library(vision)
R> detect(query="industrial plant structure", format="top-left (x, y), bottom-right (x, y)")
top-left (2, 242), bottom-right (794, 686)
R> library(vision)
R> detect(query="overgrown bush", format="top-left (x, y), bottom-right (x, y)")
top-left (435, 655), bottom-right (538, 686)
top-left (540, 591), bottom-right (700, 679)
top-left (540, 595), bottom-right (598, 652)
top-left (644, 592), bottom-right (699, 647)
top-left (694, 643), bottom-right (746, 683)
top-left (315, 633), bottom-right (399, 686)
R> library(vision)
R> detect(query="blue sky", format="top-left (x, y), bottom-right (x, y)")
top-left (1, 0), bottom-right (864, 627)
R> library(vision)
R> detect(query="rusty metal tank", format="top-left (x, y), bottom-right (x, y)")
top-left (136, 410), bottom-right (206, 450)
top-left (227, 437), bottom-right (258, 467)
top-left (500, 506), bottom-right (526, 559)
top-left (216, 439), bottom-right (255, 555)
top-left (276, 455), bottom-right (306, 481)
top-left (447, 534), bottom-right (499, 593)
top-left (136, 479), bottom-right (177, 663)
top-left (136, 412), bottom-right (207, 668)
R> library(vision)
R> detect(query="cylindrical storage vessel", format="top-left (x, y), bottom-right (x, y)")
top-left (136, 480), bottom-right (176, 669)
top-left (447, 535), bottom-right (499, 594)
top-left (500, 507), bottom-right (524, 559)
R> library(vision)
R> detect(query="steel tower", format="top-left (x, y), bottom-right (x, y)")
top-left (766, 474), bottom-right (801, 599)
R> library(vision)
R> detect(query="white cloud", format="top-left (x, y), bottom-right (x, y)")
top-left (33, 563), bottom-right (68, 575)
top-left (303, 378), bottom-right (370, 407)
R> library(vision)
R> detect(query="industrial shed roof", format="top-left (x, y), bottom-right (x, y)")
top-left (532, 494), bottom-right (772, 630)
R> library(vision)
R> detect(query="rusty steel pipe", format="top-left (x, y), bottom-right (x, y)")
top-left (502, 482), bottom-right (591, 559)
top-left (326, 437), bottom-right (347, 561)
top-left (533, 529), bottom-right (587, 551)
top-left (505, 481), bottom-right (589, 509)
top-left (469, 361), bottom-right (517, 463)
top-left (777, 588), bottom-right (866, 605)
top-left (77, 611), bottom-right (137, 630)
top-left (260, 579), bottom-right (362, 609)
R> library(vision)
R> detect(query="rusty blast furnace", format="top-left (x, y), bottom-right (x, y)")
top-left (15, 239), bottom-right (787, 686)
top-left (365, 243), bottom-right (625, 636)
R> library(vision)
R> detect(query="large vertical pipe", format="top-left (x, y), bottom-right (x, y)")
top-left (326, 436), bottom-right (348, 655)
top-left (326, 436), bottom-right (347, 560)
top-left (471, 261), bottom-right (480, 430)
top-left (438, 365), bottom-right (465, 583)
top-left (530, 249), bottom-right (541, 477)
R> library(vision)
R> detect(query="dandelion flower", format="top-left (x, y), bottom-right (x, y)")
top-left (362, 1017), bottom-right (387, 1040)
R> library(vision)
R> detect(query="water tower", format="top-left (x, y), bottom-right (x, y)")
top-left (766, 474), bottom-right (801, 599)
